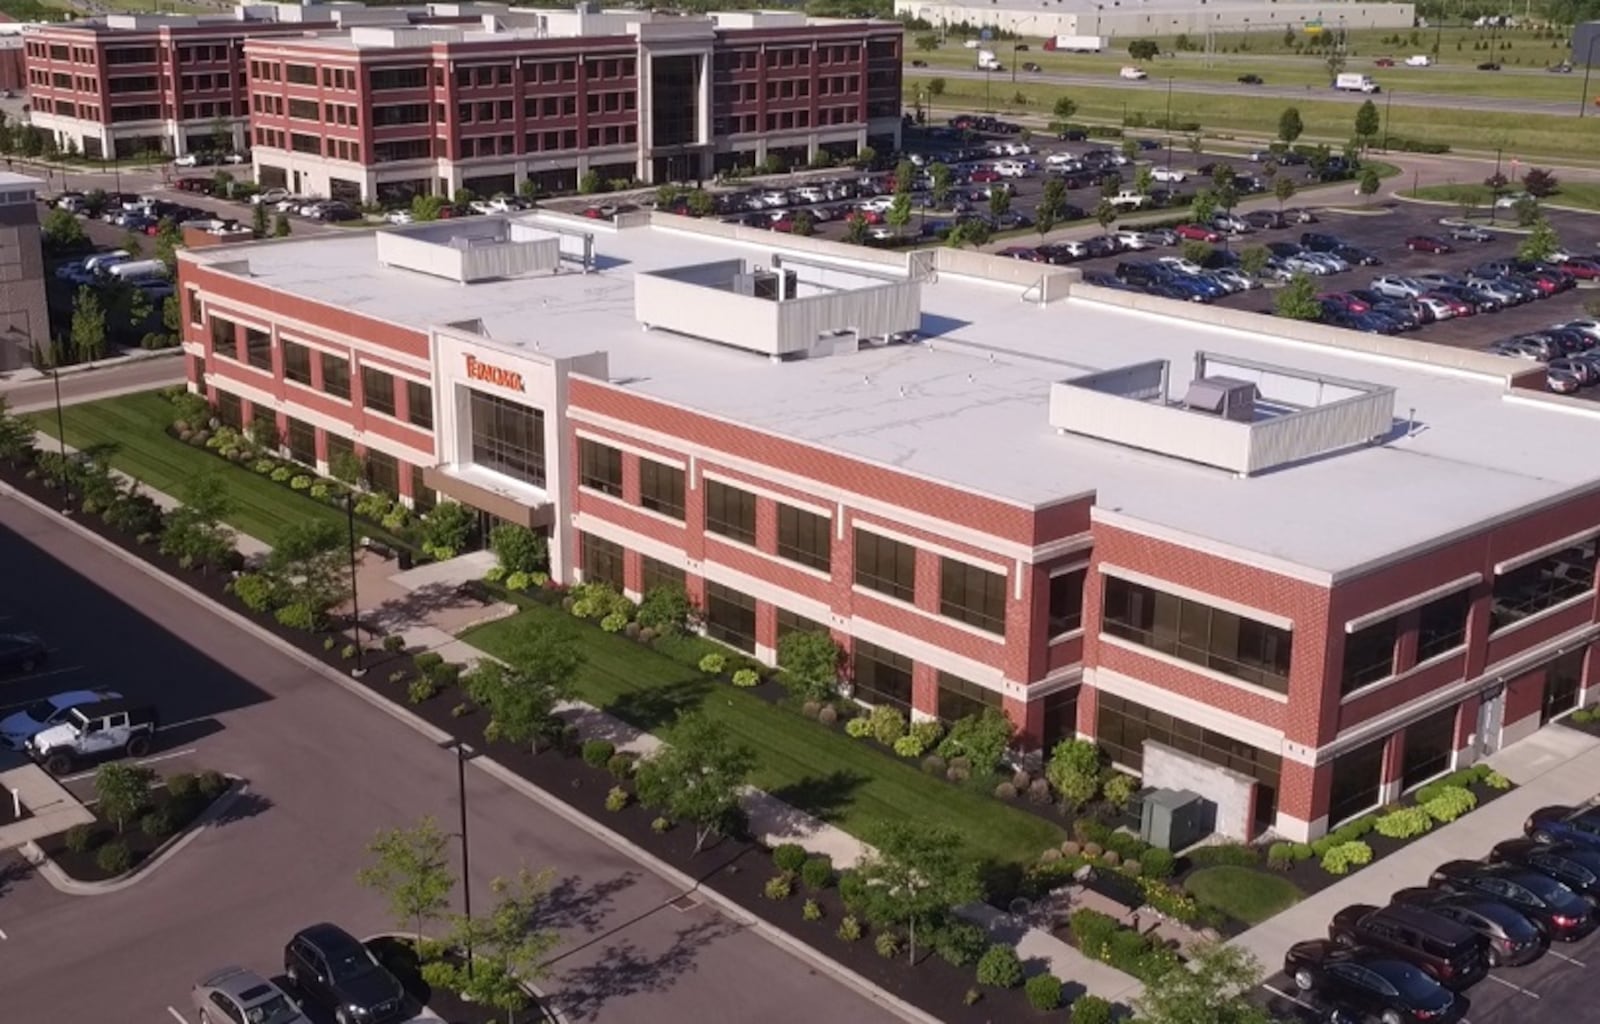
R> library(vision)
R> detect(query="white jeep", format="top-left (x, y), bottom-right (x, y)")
top-left (27, 698), bottom-right (158, 775)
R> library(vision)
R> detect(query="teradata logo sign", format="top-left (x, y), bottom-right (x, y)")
top-left (465, 354), bottom-right (525, 392)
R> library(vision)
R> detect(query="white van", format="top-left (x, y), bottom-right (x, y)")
top-left (1120, 66), bottom-right (1148, 80)
top-left (1404, 54), bottom-right (1433, 67)
top-left (105, 259), bottom-right (169, 284)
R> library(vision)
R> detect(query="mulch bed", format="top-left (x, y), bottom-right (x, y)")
top-left (0, 457), bottom-right (1073, 1021)
top-left (35, 780), bottom-right (229, 882)
top-left (369, 936), bottom-right (554, 1024)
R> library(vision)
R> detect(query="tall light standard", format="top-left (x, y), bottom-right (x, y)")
top-left (1382, 88), bottom-right (1393, 151)
top-left (345, 491), bottom-right (366, 677)
top-left (1580, 33), bottom-right (1600, 117)
top-left (441, 739), bottom-right (477, 976)
top-left (1011, 15), bottom-right (1037, 84)
top-left (1164, 76), bottom-right (1175, 175)
top-left (50, 360), bottom-right (69, 515)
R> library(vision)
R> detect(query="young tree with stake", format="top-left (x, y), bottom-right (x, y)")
top-left (422, 868), bottom-right (560, 1024)
top-left (856, 821), bottom-right (984, 963)
top-left (95, 763), bottom-right (155, 833)
top-left (635, 713), bottom-right (755, 854)
top-left (357, 816), bottom-right (456, 945)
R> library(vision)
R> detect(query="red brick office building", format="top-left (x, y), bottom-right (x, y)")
top-left (175, 214), bottom-right (1600, 843)
top-left (240, 8), bottom-right (903, 203)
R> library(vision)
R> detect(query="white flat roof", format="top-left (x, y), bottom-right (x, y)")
top-left (189, 222), bottom-right (1600, 579)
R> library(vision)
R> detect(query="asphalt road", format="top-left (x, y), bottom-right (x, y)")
top-left (911, 66), bottom-right (1582, 117)
top-left (0, 353), bottom-right (187, 411)
top-left (0, 495), bottom-right (902, 1024)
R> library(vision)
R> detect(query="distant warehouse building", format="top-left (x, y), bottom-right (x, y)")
top-left (894, 0), bottom-right (1415, 40)
top-left (1574, 20), bottom-right (1600, 66)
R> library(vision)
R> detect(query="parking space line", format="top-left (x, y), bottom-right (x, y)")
top-left (0, 665), bottom-right (85, 689)
top-left (1485, 974), bottom-right (1540, 999)
top-left (1261, 984), bottom-right (1321, 1012)
top-left (0, 926), bottom-right (9, 940)
top-left (157, 715), bottom-right (211, 734)
top-left (167, 1006), bottom-right (191, 1024)
top-left (59, 747), bottom-right (196, 783)
top-left (1546, 949), bottom-right (1586, 967)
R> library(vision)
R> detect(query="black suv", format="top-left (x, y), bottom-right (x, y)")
top-left (1429, 860), bottom-right (1596, 941)
top-left (1300, 232), bottom-right (1344, 252)
top-left (1391, 888), bottom-right (1546, 967)
top-left (284, 923), bottom-right (407, 1024)
top-left (1283, 940), bottom-right (1465, 1024)
top-left (1328, 903), bottom-right (1487, 988)
top-left (1490, 840), bottom-right (1600, 901)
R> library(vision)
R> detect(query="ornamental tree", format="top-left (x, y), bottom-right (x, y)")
top-left (358, 816), bottom-right (455, 944)
top-left (1131, 941), bottom-right (1273, 1024)
top-left (421, 868), bottom-right (559, 1024)
top-left (635, 713), bottom-right (755, 854)
top-left (855, 821), bottom-right (984, 963)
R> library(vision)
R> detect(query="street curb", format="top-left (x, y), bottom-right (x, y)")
top-left (0, 346), bottom-right (183, 390)
top-left (19, 777), bottom-right (248, 897)
top-left (0, 481), bottom-right (942, 1024)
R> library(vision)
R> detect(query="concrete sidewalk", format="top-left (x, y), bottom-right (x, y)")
top-left (1232, 725), bottom-right (1600, 973)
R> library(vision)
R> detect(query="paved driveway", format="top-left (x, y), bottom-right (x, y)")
top-left (0, 494), bottom-right (902, 1024)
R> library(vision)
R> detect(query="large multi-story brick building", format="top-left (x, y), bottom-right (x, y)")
top-left (240, 7), bottom-right (903, 203)
top-left (20, 2), bottom-right (498, 160)
top-left (175, 214), bottom-right (1600, 843)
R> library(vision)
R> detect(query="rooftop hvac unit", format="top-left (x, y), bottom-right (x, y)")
top-left (750, 268), bottom-right (799, 302)
top-left (1183, 376), bottom-right (1257, 422)
top-left (1139, 788), bottom-right (1213, 852)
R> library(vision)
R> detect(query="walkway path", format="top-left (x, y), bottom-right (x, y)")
top-left (1232, 725), bottom-right (1600, 974)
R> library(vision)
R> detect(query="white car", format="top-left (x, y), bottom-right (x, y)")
top-left (1212, 268), bottom-right (1259, 291)
top-left (1120, 66), bottom-right (1148, 80)
top-left (1045, 152), bottom-right (1081, 169)
top-left (759, 190), bottom-right (790, 208)
top-left (1115, 230), bottom-right (1153, 250)
top-left (222, 152), bottom-right (246, 164)
top-left (385, 210), bottom-right (414, 225)
top-left (994, 159), bottom-right (1029, 178)
top-left (173, 153), bottom-right (201, 168)
top-left (858, 196), bottom-right (895, 214)
top-left (252, 188), bottom-right (290, 206)
top-left (1557, 319), bottom-right (1600, 342)
top-left (999, 141), bottom-right (1032, 156)
top-left (1158, 256), bottom-right (1204, 275)
top-left (1, 689), bottom-right (120, 751)
top-left (793, 186), bottom-right (827, 204)
top-left (1150, 167), bottom-right (1188, 183)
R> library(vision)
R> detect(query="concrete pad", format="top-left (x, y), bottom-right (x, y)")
top-left (1488, 723), bottom-right (1600, 785)
top-left (0, 763), bottom-right (93, 851)
top-left (389, 550), bottom-right (497, 592)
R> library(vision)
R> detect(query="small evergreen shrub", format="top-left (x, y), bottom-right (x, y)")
top-left (731, 668), bottom-right (760, 688)
top-left (773, 843), bottom-right (808, 874)
top-left (96, 841), bottom-right (132, 875)
top-left (166, 772), bottom-right (197, 801)
top-left (604, 786), bottom-right (630, 812)
top-left (1070, 995), bottom-right (1114, 1024)
top-left (875, 931), bottom-right (901, 958)
top-left (407, 677), bottom-right (437, 704)
top-left (802, 898), bottom-right (824, 921)
top-left (837, 915), bottom-right (863, 941)
top-left (868, 705), bottom-right (907, 746)
top-left (893, 734), bottom-right (925, 758)
top-left (1423, 785), bottom-right (1477, 824)
top-left (800, 855), bottom-right (834, 890)
top-left (1025, 973), bottom-right (1063, 1011)
top-left (697, 653), bottom-right (727, 674)
top-left (140, 808), bottom-right (175, 839)
top-left (64, 823), bottom-right (98, 853)
top-left (1140, 847), bottom-right (1175, 879)
top-left (197, 770), bottom-right (228, 800)
top-left (382, 634), bottom-right (406, 652)
top-left (1375, 806), bottom-right (1433, 839)
top-left (606, 753), bottom-right (635, 779)
top-left (933, 921), bottom-right (988, 967)
top-left (1267, 842), bottom-right (1295, 871)
top-left (651, 816), bottom-right (672, 833)
top-left (1321, 841), bottom-right (1373, 876)
top-left (582, 740), bottom-right (617, 768)
top-left (845, 717), bottom-right (873, 739)
top-left (765, 873), bottom-right (794, 900)
top-left (976, 944), bottom-right (1024, 988)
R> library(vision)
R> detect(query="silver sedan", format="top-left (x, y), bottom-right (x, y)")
top-left (193, 967), bottom-right (309, 1024)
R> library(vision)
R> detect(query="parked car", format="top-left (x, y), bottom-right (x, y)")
top-left (1150, 166), bottom-right (1187, 183)
top-left (1390, 888), bottom-right (1546, 967)
top-left (25, 698), bottom-right (158, 775)
top-left (1451, 224), bottom-right (1495, 242)
top-left (1429, 860), bottom-right (1596, 940)
top-left (1300, 232), bottom-right (1344, 252)
top-left (1237, 73), bottom-right (1264, 85)
top-left (192, 966), bottom-right (309, 1024)
top-left (284, 923), bottom-right (407, 1024)
top-left (1282, 941), bottom-right (1465, 1024)
top-left (1549, 366), bottom-right (1583, 394)
top-left (1327, 904), bottom-right (1488, 988)
top-left (1526, 805), bottom-right (1600, 849)
top-left (1244, 209), bottom-right (1287, 230)
top-left (0, 689), bottom-right (122, 751)
top-left (1175, 223), bottom-right (1222, 243)
top-left (0, 632), bottom-right (46, 674)
top-left (1405, 236), bottom-right (1454, 254)
top-left (1491, 839), bottom-right (1600, 899)
top-left (1372, 275), bottom-right (1426, 300)
top-left (1022, 61), bottom-right (1042, 72)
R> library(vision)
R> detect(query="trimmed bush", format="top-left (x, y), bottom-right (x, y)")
top-left (909, 719), bottom-right (945, 749)
top-left (731, 668), bottom-right (760, 688)
top-left (582, 740), bottom-right (617, 769)
top-left (802, 898), bottom-right (823, 921)
top-left (1070, 995), bottom-right (1114, 1024)
top-left (604, 786), bottom-right (630, 812)
top-left (933, 920), bottom-right (988, 967)
top-left (773, 843), bottom-right (809, 874)
top-left (975, 944), bottom-right (1024, 989)
top-left (1321, 841), bottom-right (1373, 876)
top-left (1423, 785), bottom-right (1477, 824)
top-left (893, 734), bottom-right (925, 758)
top-left (837, 915), bottom-right (862, 941)
top-left (800, 855), bottom-right (834, 890)
top-left (1025, 973), bottom-right (1063, 1011)
top-left (407, 677), bottom-right (437, 704)
top-left (1267, 842), bottom-right (1295, 871)
top-left (1485, 770), bottom-right (1512, 790)
top-left (1375, 806), bottom-right (1433, 839)
top-left (839, 870), bottom-right (869, 914)
top-left (64, 823), bottom-right (98, 853)
top-left (600, 611), bottom-right (628, 633)
top-left (765, 873), bottom-right (794, 900)
top-left (606, 753), bottom-right (635, 779)
top-left (651, 816), bottom-right (672, 833)
top-left (382, 634), bottom-right (406, 652)
top-left (140, 808), bottom-right (175, 839)
top-left (96, 841), bottom-right (133, 875)
top-left (845, 717), bottom-right (873, 739)
top-left (1140, 847), bottom-right (1175, 879)
top-left (415, 652), bottom-right (445, 674)
top-left (875, 931), bottom-right (901, 958)
top-left (166, 772), bottom-right (198, 801)
top-left (868, 705), bottom-right (908, 746)
top-left (697, 652), bottom-right (727, 675)
top-left (1291, 843), bottom-right (1315, 862)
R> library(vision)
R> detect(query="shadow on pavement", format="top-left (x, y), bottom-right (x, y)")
top-left (209, 788), bottom-right (274, 829)
top-left (0, 852), bottom-right (35, 901)
top-left (537, 871), bottom-right (641, 936)
top-left (553, 916), bottom-right (742, 1022)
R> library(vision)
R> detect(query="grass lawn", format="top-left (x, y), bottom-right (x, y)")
top-left (1410, 181), bottom-right (1600, 215)
top-left (29, 390), bottom-right (358, 543)
top-left (466, 605), bottom-right (1067, 867)
top-left (906, 73), bottom-right (1600, 163)
top-left (1185, 865), bottom-right (1303, 925)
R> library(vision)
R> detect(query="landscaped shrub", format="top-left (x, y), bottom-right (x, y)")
top-left (910, 719), bottom-right (945, 749)
top-left (1267, 842), bottom-right (1296, 871)
top-left (64, 823), bottom-right (98, 853)
top-left (697, 652), bottom-right (727, 675)
top-left (1070, 994), bottom-right (1114, 1024)
top-left (893, 734), bottom-right (926, 758)
top-left (651, 816), bottom-right (672, 833)
top-left (875, 931), bottom-right (901, 958)
top-left (732, 668), bottom-right (760, 688)
top-left (269, 467), bottom-right (292, 483)
top-left (994, 782), bottom-right (1018, 800)
top-left (800, 855), bottom-right (834, 890)
top-left (838, 871), bottom-right (869, 913)
top-left (837, 915), bottom-right (863, 941)
top-left (1137, 878), bottom-right (1199, 924)
top-left (415, 652), bottom-right (444, 674)
top-left (1025, 973), bottom-right (1063, 1011)
top-left (605, 786), bottom-right (630, 812)
top-left (869, 705), bottom-right (907, 746)
top-left (274, 603), bottom-right (318, 631)
top-left (140, 808), bottom-right (175, 839)
top-left (606, 753), bottom-right (635, 779)
top-left (1102, 772), bottom-right (1138, 811)
top-left (1485, 770), bottom-right (1512, 790)
top-left (1423, 785), bottom-right (1477, 824)
top-left (932, 920), bottom-right (988, 967)
top-left (1310, 837), bottom-right (1334, 858)
top-left (975, 944), bottom-right (1024, 989)
top-left (1140, 847), bottom-right (1175, 879)
top-left (600, 612), bottom-right (628, 633)
top-left (1291, 843), bottom-right (1315, 862)
top-left (937, 709), bottom-right (1013, 773)
top-left (582, 740), bottom-right (617, 769)
top-left (635, 584), bottom-right (694, 636)
top-left (1105, 831), bottom-right (1147, 862)
top-left (802, 898), bottom-right (823, 921)
top-left (289, 475), bottom-right (312, 490)
top-left (230, 572), bottom-right (276, 612)
top-left (407, 677), bottom-right (437, 704)
top-left (1321, 841), bottom-right (1373, 876)
top-left (96, 841), bottom-right (132, 875)
top-left (196, 770), bottom-right (227, 800)
top-left (845, 717), bottom-right (873, 739)
top-left (1069, 908), bottom-right (1120, 958)
top-left (773, 843), bottom-right (808, 874)
top-left (490, 522), bottom-right (548, 574)
top-left (1375, 806), bottom-right (1434, 839)
top-left (166, 772), bottom-right (197, 801)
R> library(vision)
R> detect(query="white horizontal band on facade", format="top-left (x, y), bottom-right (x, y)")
top-left (1027, 664), bottom-right (1085, 700)
top-left (847, 584), bottom-right (1007, 647)
top-left (1087, 666), bottom-right (1296, 764)
top-left (854, 520), bottom-right (1009, 577)
top-left (702, 469), bottom-right (833, 519)
top-left (211, 373), bottom-right (435, 468)
top-left (566, 405), bottom-right (1044, 565)
top-left (203, 304), bottom-right (273, 338)
top-left (355, 354), bottom-right (433, 388)
top-left (1338, 642), bottom-right (1467, 708)
top-left (847, 614), bottom-right (1010, 696)
top-left (1091, 506), bottom-right (1335, 587)
top-left (187, 280), bottom-right (434, 375)
top-left (275, 329), bottom-right (349, 360)
top-left (574, 429), bottom-right (687, 471)
top-left (1031, 533), bottom-right (1095, 564)
top-left (1344, 573), bottom-right (1484, 634)
top-left (1494, 526), bottom-right (1600, 576)
top-left (1097, 562), bottom-right (1295, 631)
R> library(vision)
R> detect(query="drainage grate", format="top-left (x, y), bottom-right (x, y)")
top-left (668, 893), bottom-right (702, 913)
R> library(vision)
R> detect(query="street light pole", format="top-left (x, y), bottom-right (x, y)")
top-left (1383, 89), bottom-right (1392, 151)
top-left (1164, 76), bottom-right (1174, 175)
top-left (345, 491), bottom-right (365, 677)
top-left (452, 740), bottom-right (475, 978)
top-left (51, 365), bottom-right (70, 515)
top-left (1580, 35), bottom-right (1600, 118)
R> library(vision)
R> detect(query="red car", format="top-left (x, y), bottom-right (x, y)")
top-left (1423, 290), bottom-right (1475, 317)
top-left (1374, 57), bottom-right (1396, 67)
top-left (852, 209), bottom-right (884, 225)
top-left (173, 177), bottom-right (211, 194)
top-left (996, 246), bottom-right (1044, 261)
top-left (1319, 292), bottom-right (1370, 314)
top-left (1175, 223), bottom-right (1222, 242)
top-left (1405, 235), bottom-right (1453, 253)
top-left (969, 168), bottom-right (1001, 184)
top-left (1560, 257), bottom-right (1600, 279)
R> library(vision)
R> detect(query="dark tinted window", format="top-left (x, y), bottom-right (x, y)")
top-left (704, 480), bottom-right (756, 545)
top-left (939, 558), bottom-right (1006, 635)
top-left (776, 504), bottom-right (830, 572)
top-left (1373, 961), bottom-right (1445, 1003)
top-left (638, 460), bottom-right (684, 520)
top-left (1342, 618), bottom-right (1397, 694)
top-left (578, 438), bottom-right (623, 497)
top-left (1048, 567), bottom-right (1087, 636)
top-left (1417, 589), bottom-right (1471, 659)
top-left (1492, 537), bottom-right (1598, 631)
top-left (854, 529), bottom-right (916, 603)
top-left (853, 639), bottom-right (912, 712)
top-left (1102, 575), bottom-right (1292, 693)
top-left (705, 582), bottom-right (756, 653)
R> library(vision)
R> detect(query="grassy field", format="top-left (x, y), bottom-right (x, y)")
top-left (29, 390), bottom-right (359, 543)
top-left (466, 606), bottom-right (1068, 867)
top-left (1410, 180), bottom-right (1600, 213)
top-left (1185, 865), bottom-right (1304, 925)
top-left (907, 72), bottom-right (1600, 162)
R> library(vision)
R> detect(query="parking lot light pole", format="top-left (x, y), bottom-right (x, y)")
top-left (51, 364), bottom-right (69, 515)
top-left (442, 739), bottom-right (476, 978)
top-left (345, 491), bottom-right (365, 677)
top-left (1581, 35), bottom-right (1600, 118)
top-left (1164, 76), bottom-right (1174, 175)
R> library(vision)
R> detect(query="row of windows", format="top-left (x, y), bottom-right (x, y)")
top-left (27, 41), bottom-right (94, 64)
top-left (180, 101), bottom-right (235, 121)
top-left (1102, 576), bottom-right (1293, 694)
top-left (180, 72), bottom-right (242, 93)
